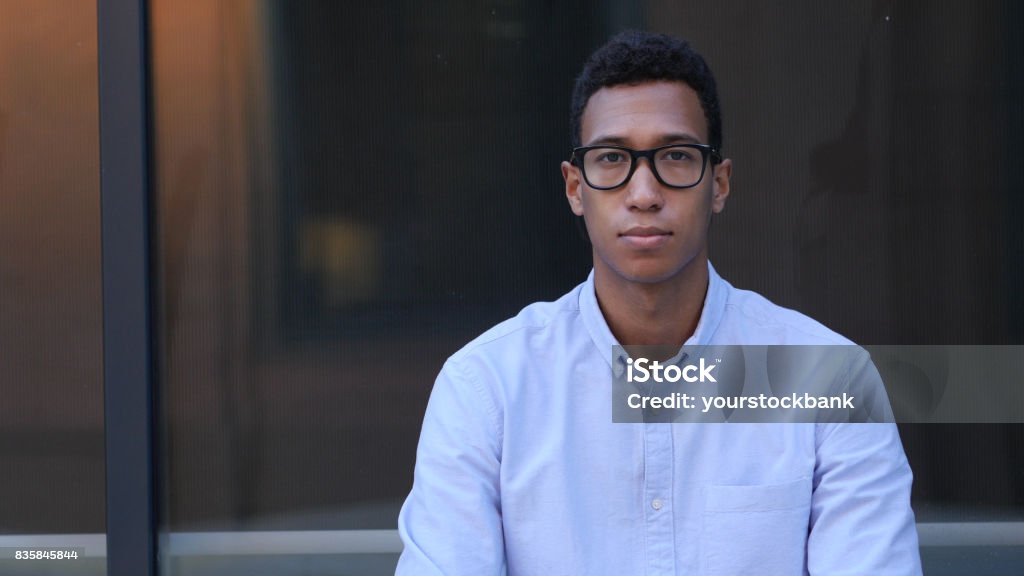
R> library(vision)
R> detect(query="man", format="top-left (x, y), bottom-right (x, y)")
top-left (397, 31), bottom-right (921, 575)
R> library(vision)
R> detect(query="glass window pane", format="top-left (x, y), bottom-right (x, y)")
top-left (0, 1), bottom-right (105, 574)
top-left (151, 2), bottom-right (1023, 575)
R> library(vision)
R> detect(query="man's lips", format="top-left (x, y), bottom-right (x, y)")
top-left (619, 226), bottom-right (672, 249)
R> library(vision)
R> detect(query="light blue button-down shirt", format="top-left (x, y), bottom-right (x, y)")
top-left (397, 263), bottom-right (922, 575)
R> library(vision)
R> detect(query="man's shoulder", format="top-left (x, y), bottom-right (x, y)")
top-left (719, 279), bottom-right (853, 345)
top-left (449, 282), bottom-right (584, 363)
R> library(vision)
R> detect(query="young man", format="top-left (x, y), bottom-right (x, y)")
top-left (397, 31), bottom-right (921, 575)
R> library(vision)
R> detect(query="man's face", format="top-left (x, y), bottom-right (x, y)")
top-left (561, 81), bottom-right (731, 286)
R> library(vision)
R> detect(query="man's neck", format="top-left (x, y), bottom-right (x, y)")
top-left (593, 258), bottom-right (709, 348)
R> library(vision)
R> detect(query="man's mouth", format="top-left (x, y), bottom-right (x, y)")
top-left (619, 226), bottom-right (672, 249)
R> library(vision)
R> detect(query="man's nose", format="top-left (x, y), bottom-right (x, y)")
top-left (625, 158), bottom-right (663, 210)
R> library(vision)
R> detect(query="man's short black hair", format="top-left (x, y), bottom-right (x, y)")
top-left (570, 31), bottom-right (723, 153)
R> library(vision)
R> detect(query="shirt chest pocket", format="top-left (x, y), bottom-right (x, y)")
top-left (701, 477), bottom-right (812, 576)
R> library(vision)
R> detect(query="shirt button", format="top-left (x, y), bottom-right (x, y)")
top-left (651, 499), bottom-right (663, 511)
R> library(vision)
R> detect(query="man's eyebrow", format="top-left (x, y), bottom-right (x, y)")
top-left (585, 132), bottom-right (704, 147)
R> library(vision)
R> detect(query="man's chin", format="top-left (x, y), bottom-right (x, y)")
top-left (613, 264), bottom-right (686, 285)
top-left (598, 254), bottom-right (706, 286)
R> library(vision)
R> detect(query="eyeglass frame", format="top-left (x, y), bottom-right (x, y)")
top-left (569, 143), bottom-right (723, 190)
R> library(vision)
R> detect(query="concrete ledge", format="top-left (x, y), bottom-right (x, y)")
top-left (3, 523), bottom-right (1022, 558)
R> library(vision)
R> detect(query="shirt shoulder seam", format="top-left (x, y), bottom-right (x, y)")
top-left (447, 356), bottom-right (504, 448)
top-left (722, 300), bottom-right (851, 345)
top-left (453, 307), bottom-right (581, 358)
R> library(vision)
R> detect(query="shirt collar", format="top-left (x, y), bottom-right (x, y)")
top-left (579, 261), bottom-right (729, 369)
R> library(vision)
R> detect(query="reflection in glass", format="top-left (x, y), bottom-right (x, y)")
top-left (150, 1), bottom-right (1023, 574)
top-left (0, 1), bottom-right (105, 574)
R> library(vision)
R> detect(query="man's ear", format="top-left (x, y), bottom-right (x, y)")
top-left (562, 161), bottom-right (585, 216)
top-left (711, 158), bottom-right (731, 214)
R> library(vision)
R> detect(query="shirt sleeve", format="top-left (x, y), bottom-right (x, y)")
top-left (395, 358), bottom-right (506, 576)
top-left (807, 351), bottom-right (922, 575)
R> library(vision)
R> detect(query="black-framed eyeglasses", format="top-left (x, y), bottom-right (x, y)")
top-left (570, 143), bottom-right (722, 190)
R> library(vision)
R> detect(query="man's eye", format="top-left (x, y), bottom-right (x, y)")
top-left (596, 152), bottom-right (627, 163)
top-left (662, 149), bottom-right (695, 162)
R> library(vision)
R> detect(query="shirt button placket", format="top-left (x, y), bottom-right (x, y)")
top-left (643, 422), bottom-right (675, 575)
